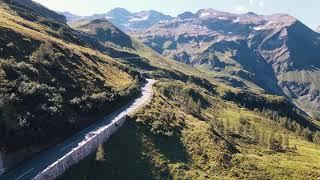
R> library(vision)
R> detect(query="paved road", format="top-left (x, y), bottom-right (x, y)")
top-left (1, 79), bottom-right (156, 180)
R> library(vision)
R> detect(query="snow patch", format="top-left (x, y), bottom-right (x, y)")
top-left (199, 12), bottom-right (210, 17)
top-left (266, 21), bottom-right (273, 25)
top-left (253, 26), bottom-right (264, 31)
top-left (232, 17), bottom-right (240, 23)
top-left (159, 20), bottom-right (169, 23)
top-left (218, 16), bottom-right (228, 20)
top-left (129, 15), bottom-right (149, 22)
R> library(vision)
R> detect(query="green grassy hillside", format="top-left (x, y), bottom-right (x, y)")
top-left (60, 79), bottom-right (320, 179)
top-left (59, 10), bottom-right (320, 180)
top-left (0, 1), bottom-right (140, 158)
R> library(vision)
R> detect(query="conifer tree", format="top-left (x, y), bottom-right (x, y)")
top-left (284, 132), bottom-right (290, 150)
top-left (295, 123), bottom-right (301, 136)
top-left (313, 131), bottom-right (320, 144)
top-left (252, 127), bottom-right (260, 143)
top-left (301, 127), bottom-right (312, 141)
top-left (96, 144), bottom-right (106, 162)
top-left (269, 133), bottom-right (276, 150)
top-left (278, 134), bottom-right (283, 148)
top-left (196, 98), bottom-right (201, 114)
top-left (260, 129), bottom-right (267, 146)
top-left (269, 133), bottom-right (282, 151)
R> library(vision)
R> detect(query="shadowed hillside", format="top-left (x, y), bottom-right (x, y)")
top-left (0, 0), bottom-right (141, 170)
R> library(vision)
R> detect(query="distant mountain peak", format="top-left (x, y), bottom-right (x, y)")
top-left (196, 8), bottom-right (225, 17)
top-left (130, 8), bottom-right (320, 114)
top-left (177, 11), bottom-right (196, 20)
top-left (58, 11), bottom-right (82, 22)
top-left (89, 18), bottom-right (111, 24)
top-left (108, 7), bottom-right (132, 16)
top-left (68, 8), bottom-right (173, 32)
top-left (246, 12), bottom-right (258, 16)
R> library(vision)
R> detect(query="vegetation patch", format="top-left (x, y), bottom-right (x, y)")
top-left (60, 80), bottom-right (320, 179)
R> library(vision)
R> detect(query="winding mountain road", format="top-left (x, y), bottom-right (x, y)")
top-left (1, 79), bottom-right (156, 180)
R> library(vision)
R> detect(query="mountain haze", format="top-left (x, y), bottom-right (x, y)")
top-left (61, 8), bottom-right (173, 32)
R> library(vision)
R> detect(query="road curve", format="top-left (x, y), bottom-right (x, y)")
top-left (1, 79), bottom-right (156, 180)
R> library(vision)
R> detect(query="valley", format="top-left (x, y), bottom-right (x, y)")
top-left (0, 0), bottom-right (319, 179)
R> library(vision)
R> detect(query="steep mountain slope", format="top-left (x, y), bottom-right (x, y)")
top-left (61, 8), bottom-right (173, 32)
top-left (58, 11), bottom-right (82, 23)
top-left (316, 26), bottom-right (320, 32)
top-left (68, 13), bottom-right (320, 132)
top-left (60, 79), bottom-right (320, 180)
top-left (11, 0), bottom-right (66, 23)
top-left (131, 9), bottom-right (320, 116)
top-left (0, 0), bottom-right (141, 171)
top-left (64, 8), bottom-right (320, 179)
top-left (70, 18), bottom-right (265, 95)
top-left (1, 1), bottom-right (320, 179)
top-left (69, 19), bottom-right (134, 49)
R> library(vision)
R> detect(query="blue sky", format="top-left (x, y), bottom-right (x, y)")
top-left (34, 0), bottom-right (319, 29)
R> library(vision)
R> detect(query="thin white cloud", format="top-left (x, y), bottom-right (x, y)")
top-left (233, 5), bottom-right (250, 13)
top-left (234, 0), bottom-right (264, 13)
top-left (249, 0), bottom-right (255, 5)
top-left (248, 0), bottom-right (265, 7)
top-left (258, 1), bottom-right (264, 7)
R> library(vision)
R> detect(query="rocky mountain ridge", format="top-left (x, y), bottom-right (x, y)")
top-left (10, 0), bottom-right (66, 23)
top-left (129, 8), bottom-right (320, 116)
top-left (60, 8), bottom-right (173, 32)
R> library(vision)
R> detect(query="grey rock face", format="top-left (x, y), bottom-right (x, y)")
top-left (63, 8), bottom-right (173, 32)
top-left (131, 9), bottom-right (320, 114)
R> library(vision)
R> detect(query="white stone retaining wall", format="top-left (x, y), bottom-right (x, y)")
top-left (32, 79), bottom-right (155, 180)
top-left (33, 116), bottom-right (127, 180)
top-left (0, 79), bottom-right (155, 179)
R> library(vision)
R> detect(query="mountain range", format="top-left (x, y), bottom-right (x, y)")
top-left (61, 8), bottom-right (173, 32)
top-left (63, 8), bottom-right (320, 117)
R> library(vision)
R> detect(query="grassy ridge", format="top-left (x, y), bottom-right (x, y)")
top-left (60, 80), bottom-right (320, 179)
top-left (0, 1), bottom-right (141, 157)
